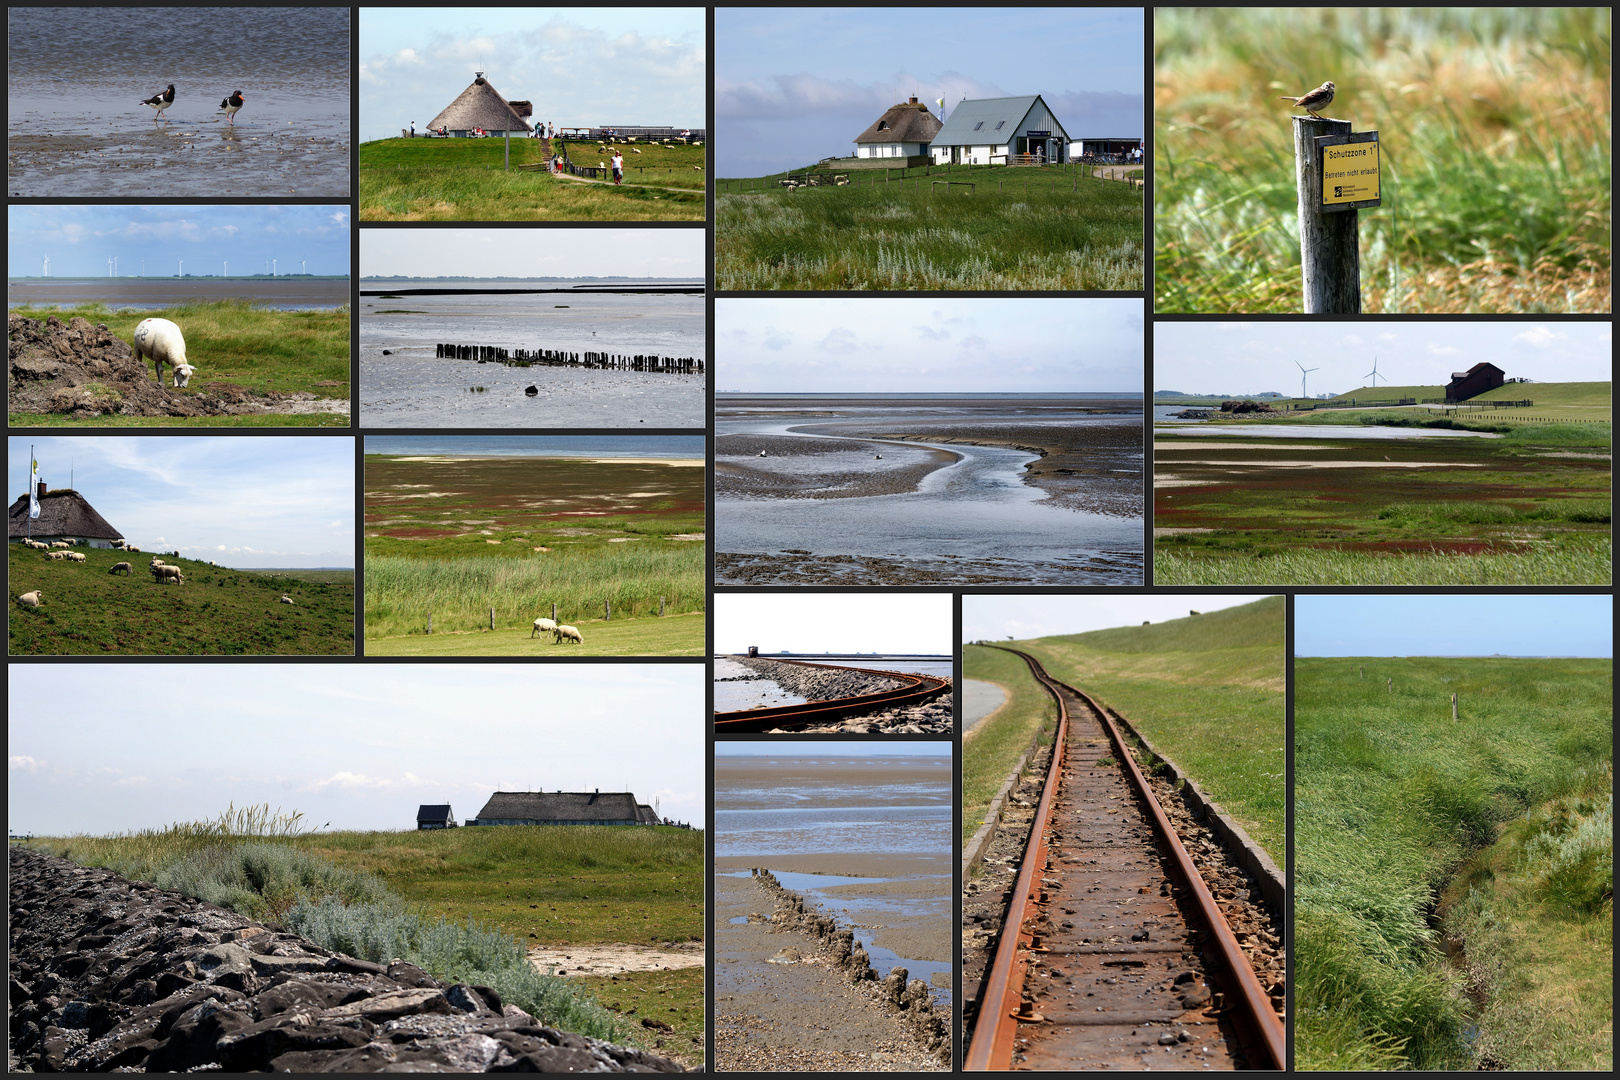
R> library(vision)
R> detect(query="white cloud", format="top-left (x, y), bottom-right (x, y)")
top-left (9, 755), bottom-right (44, 772)
top-left (1512, 326), bottom-right (1567, 350)
top-left (1426, 343), bottom-right (1461, 357)
top-left (819, 327), bottom-right (860, 354)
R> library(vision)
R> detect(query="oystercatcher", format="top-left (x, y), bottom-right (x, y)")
top-left (141, 83), bottom-right (176, 122)
top-left (218, 90), bottom-right (244, 124)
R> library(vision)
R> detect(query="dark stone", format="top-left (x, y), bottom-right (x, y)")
top-left (385, 960), bottom-right (437, 989)
top-left (524, 385), bottom-right (539, 395)
top-left (214, 1015), bottom-right (375, 1071)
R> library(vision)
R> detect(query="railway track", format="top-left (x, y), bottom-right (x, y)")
top-left (964, 648), bottom-right (1284, 1071)
top-left (713, 657), bottom-right (951, 732)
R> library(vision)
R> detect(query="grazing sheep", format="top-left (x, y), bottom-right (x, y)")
top-left (109, 562), bottom-right (133, 576)
top-left (531, 617), bottom-right (558, 639)
top-left (132, 317), bottom-right (196, 388)
top-left (50, 541), bottom-right (70, 549)
top-left (47, 551), bottom-right (69, 561)
top-left (151, 564), bottom-right (185, 584)
top-left (554, 624), bottom-right (583, 644)
top-left (66, 551), bottom-right (86, 562)
top-left (279, 595), bottom-right (295, 605)
top-left (128, 546), bottom-right (140, 553)
top-left (1189, 609), bottom-right (1201, 616)
top-left (23, 539), bottom-right (48, 550)
top-left (17, 591), bottom-right (42, 608)
top-left (150, 558), bottom-right (165, 567)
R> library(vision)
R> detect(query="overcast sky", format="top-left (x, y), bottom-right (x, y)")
top-left (360, 228), bottom-right (704, 279)
top-left (715, 593), bottom-right (951, 655)
top-left (717, 7), bottom-right (1144, 176)
top-left (8, 664), bottom-right (704, 836)
top-left (9, 206), bottom-right (350, 278)
top-left (11, 436), bottom-right (353, 568)
top-left (1297, 596), bottom-right (1612, 657)
top-left (964, 594), bottom-right (1273, 642)
top-left (359, 7), bottom-right (704, 143)
top-left (1155, 321), bottom-right (1614, 398)
top-left (716, 298), bottom-right (1143, 393)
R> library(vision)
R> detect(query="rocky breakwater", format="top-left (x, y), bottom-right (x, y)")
top-left (748, 868), bottom-right (948, 1065)
top-left (727, 658), bottom-right (952, 734)
top-left (8, 847), bottom-right (681, 1073)
top-left (8, 313), bottom-right (336, 419)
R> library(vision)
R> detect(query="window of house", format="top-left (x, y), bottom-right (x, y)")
top-left (973, 121), bottom-right (983, 131)
top-left (878, 121), bottom-right (888, 130)
top-left (995, 120), bottom-right (1005, 130)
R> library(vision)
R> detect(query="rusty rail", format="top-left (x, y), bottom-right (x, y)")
top-left (965, 647), bottom-right (1284, 1070)
top-left (713, 657), bottom-right (950, 732)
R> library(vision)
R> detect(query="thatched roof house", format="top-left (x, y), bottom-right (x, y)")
top-left (8, 484), bottom-right (123, 548)
top-left (471, 790), bottom-right (658, 827)
top-left (854, 97), bottom-right (943, 161)
top-left (426, 71), bottom-right (533, 137)
top-left (416, 804), bottom-right (457, 830)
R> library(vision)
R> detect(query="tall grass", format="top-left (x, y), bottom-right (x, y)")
top-left (1155, 539), bottom-right (1611, 586)
top-left (716, 176), bottom-right (1142, 290)
top-left (364, 546), bottom-right (705, 636)
top-left (1155, 8), bottom-right (1611, 312)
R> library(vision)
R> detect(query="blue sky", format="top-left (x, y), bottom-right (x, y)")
top-left (8, 664), bottom-right (704, 835)
top-left (358, 7), bottom-right (705, 143)
top-left (11, 436), bottom-right (353, 568)
top-left (1155, 321), bottom-right (1613, 398)
top-left (1297, 596), bottom-right (1613, 657)
top-left (717, 7), bottom-right (1144, 176)
top-left (8, 206), bottom-right (351, 279)
top-left (716, 593), bottom-right (951, 655)
top-left (361, 228), bottom-right (704, 279)
top-left (716, 298), bottom-right (1143, 393)
top-left (964, 594), bottom-right (1273, 643)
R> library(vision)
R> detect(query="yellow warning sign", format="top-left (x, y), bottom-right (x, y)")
top-left (1322, 140), bottom-right (1380, 205)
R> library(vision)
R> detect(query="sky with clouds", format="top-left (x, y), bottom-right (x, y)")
top-left (8, 206), bottom-right (350, 278)
top-left (361, 228), bottom-right (704, 279)
top-left (1154, 321), bottom-right (1613, 398)
top-left (716, 298), bottom-right (1143, 393)
top-left (964, 594), bottom-right (1273, 643)
top-left (358, 7), bottom-right (705, 143)
top-left (8, 664), bottom-right (705, 835)
top-left (716, 593), bottom-right (952, 655)
top-left (11, 436), bottom-right (353, 568)
top-left (717, 7), bottom-right (1144, 176)
top-left (1297, 596), bottom-right (1612, 657)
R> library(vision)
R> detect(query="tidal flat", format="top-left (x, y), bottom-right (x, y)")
top-left (715, 394), bottom-right (1144, 585)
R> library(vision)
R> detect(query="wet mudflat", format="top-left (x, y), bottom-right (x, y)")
top-left (8, 7), bottom-right (349, 197)
top-left (8, 277), bottom-right (350, 311)
top-left (359, 283), bottom-right (705, 428)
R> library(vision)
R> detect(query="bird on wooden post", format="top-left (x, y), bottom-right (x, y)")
top-left (1279, 81), bottom-right (1336, 118)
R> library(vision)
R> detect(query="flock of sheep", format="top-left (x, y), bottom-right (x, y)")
top-left (530, 617), bottom-right (584, 644)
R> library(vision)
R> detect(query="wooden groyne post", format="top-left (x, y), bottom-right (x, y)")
top-left (1292, 115), bottom-right (1359, 313)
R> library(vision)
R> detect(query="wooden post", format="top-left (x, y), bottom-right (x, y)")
top-left (660, 596), bottom-right (665, 617)
top-left (1359, 665), bottom-right (1364, 680)
top-left (427, 612), bottom-right (432, 635)
top-left (1451, 693), bottom-right (1458, 722)
top-left (1291, 115), bottom-right (1360, 312)
top-left (490, 607), bottom-right (494, 631)
top-left (1387, 677), bottom-right (1392, 694)
top-left (552, 601), bottom-right (557, 622)
top-left (605, 598), bottom-right (611, 620)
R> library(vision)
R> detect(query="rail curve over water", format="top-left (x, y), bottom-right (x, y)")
top-left (964, 647), bottom-right (1284, 1071)
top-left (713, 657), bottom-right (951, 733)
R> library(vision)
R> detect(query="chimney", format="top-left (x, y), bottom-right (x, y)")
top-left (909, 96), bottom-right (918, 104)
top-left (37, 479), bottom-right (48, 500)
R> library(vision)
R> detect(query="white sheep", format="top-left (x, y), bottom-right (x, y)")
top-left (23, 539), bottom-right (48, 550)
top-left (133, 317), bottom-right (196, 388)
top-left (151, 564), bottom-right (185, 584)
top-left (66, 551), bottom-right (86, 562)
top-left (50, 541), bottom-right (70, 549)
top-left (16, 591), bottom-right (43, 608)
top-left (128, 545), bottom-right (141, 553)
top-left (279, 595), bottom-right (295, 605)
top-left (531, 617), bottom-right (558, 639)
top-left (109, 562), bottom-right (133, 576)
top-left (47, 551), bottom-right (69, 561)
top-left (554, 624), bottom-right (583, 644)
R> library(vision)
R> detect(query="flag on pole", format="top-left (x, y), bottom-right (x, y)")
top-left (29, 456), bottom-right (41, 518)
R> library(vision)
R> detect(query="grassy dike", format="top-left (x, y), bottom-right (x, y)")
top-left (1016, 596), bottom-right (1286, 866)
top-left (1294, 657), bottom-right (1612, 1070)
top-left (359, 138), bottom-right (706, 221)
top-left (27, 809), bottom-right (705, 1065)
top-left (8, 300), bottom-right (350, 428)
top-left (961, 644), bottom-right (1058, 849)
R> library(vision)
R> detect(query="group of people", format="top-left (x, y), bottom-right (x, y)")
top-left (404, 120), bottom-right (558, 139)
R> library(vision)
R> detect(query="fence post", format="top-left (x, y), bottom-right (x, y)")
top-left (552, 601), bottom-right (557, 622)
top-left (1387, 677), bottom-right (1392, 694)
top-left (1291, 115), bottom-right (1360, 312)
top-left (490, 607), bottom-right (495, 631)
top-left (427, 612), bottom-right (432, 635)
top-left (660, 596), bottom-right (665, 617)
top-left (605, 598), bottom-right (611, 620)
top-left (1359, 665), bottom-right (1364, 680)
top-left (1451, 693), bottom-right (1458, 722)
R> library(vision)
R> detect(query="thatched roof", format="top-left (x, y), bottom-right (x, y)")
top-left (427, 74), bottom-right (533, 134)
top-left (854, 99), bottom-right (943, 145)
top-left (473, 791), bottom-right (657, 825)
top-left (8, 489), bottom-right (123, 541)
top-left (416, 804), bottom-right (455, 823)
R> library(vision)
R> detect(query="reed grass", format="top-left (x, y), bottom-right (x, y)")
top-left (1154, 8), bottom-right (1611, 313)
top-left (1155, 538), bottom-right (1611, 586)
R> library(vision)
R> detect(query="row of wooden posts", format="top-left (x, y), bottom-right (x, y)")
top-left (426, 597), bottom-right (666, 634)
top-left (435, 343), bottom-right (704, 373)
top-left (1359, 665), bottom-right (1461, 720)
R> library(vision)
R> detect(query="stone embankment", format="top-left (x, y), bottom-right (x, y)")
top-left (746, 868), bottom-right (948, 1065)
top-left (7, 847), bottom-right (681, 1073)
top-left (725, 658), bottom-right (953, 734)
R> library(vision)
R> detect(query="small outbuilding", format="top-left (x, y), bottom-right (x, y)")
top-left (469, 790), bottom-right (658, 827)
top-left (1446, 362), bottom-right (1506, 402)
top-left (425, 71), bottom-right (533, 137)
top-left (416, 804), bottom-right (457, 830)
top-left (853, 97), bottom-right (943, 166)
top-left (929, 94), bottom-right (1070, 166)
top-left (8, 482), bottom-right (124, 548)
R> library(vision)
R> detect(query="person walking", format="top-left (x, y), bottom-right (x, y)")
top-left (611, 149), bottom-right (624, 185)
top-left (409, 121), bottom-right (415, 138)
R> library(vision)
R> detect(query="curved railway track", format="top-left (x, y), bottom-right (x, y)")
top-left (712, 654), bottom-right (946, 731)
top-left (965, 647), bottom-right (1284, 1071)
top-left (714, 657), bottom-right (950, 732)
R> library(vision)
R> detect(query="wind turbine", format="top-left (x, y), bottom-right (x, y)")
top-left (272, 259), bottom-right (277, 277)
top-left (41, 255), bottom-right (48, 277)
top-left (178, 259), bottom-right (183, 278)
top-left (108, 257), bottom-right (113, 277)
top-left (1364, 355), bottom-right (1385, 387)
top-left (113, 256), bottom-right (118, 277)
top-left (301, 257), bottom-right (306, 276)
top-left (1294, 360), bottom-right (1321, 399)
